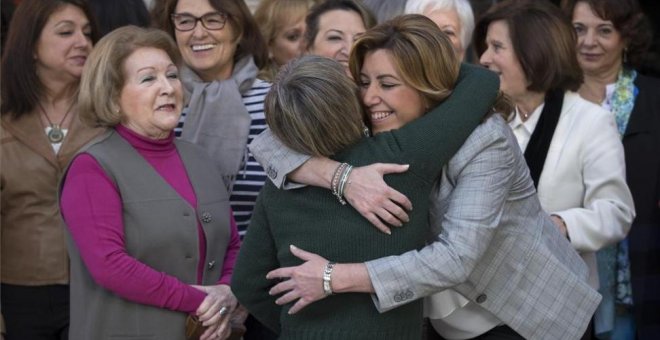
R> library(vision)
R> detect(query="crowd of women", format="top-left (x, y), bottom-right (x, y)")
top-left (1, 0), bottom-right (657, 339)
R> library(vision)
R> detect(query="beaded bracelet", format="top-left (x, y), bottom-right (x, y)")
top-left (331, 162), bottom-right (350, 205)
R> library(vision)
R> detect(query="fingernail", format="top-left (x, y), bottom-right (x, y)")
top-left (290, 244), bottom-right (297, 250)
top-left (385, 229), bottom-right (391, 235)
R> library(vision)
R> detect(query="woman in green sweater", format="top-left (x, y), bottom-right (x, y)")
top-left (231, 15), bottom-right (500, 339)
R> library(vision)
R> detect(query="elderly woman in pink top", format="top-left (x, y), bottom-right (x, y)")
top-left (59, 26), bottom-right (240, 340)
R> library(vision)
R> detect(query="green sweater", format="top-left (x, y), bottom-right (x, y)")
top-left (232, 64), bottom-right (499, 339)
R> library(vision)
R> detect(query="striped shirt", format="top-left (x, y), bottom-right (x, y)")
top-left (176, 79), bottom-right (271, 237)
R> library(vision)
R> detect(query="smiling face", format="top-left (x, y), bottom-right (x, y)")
top-left (359, 49), bottom-right (426, 134)
top-left (479, 20), bottom-right (529, 100)
top-left (572, 1), bottom-right (625, 77)
top-left (173, 0), bottom-right (238, 81)
top-left (270, 18), bottom-right (306, 66)
top-left (424, 8), bottom-right (464, 59)
top-left (308, 9), bottom-right (366, 70)
top-left (119, 47), bottom-right (183, 139)
top-left (34, 4), bottom-right (92, 84)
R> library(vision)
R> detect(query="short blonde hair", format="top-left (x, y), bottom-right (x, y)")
top-left (78, 26), bottom-right (181, 127)
top-left (265, 55), bottom-right (365, 157)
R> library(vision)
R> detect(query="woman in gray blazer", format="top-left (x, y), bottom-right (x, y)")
top-left (249, 14), bottom-right (601, 340)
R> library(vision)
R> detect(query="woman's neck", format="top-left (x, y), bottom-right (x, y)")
top-left (513, 91), bottom-right (545, 122)
top-left (579, 65), bottom-right (621, 104)
top-left (39, 77), bottom-right (79, 109)
top-left (197, 63), bottom-right (234, 82)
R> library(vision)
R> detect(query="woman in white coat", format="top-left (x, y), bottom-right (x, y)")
top-left (475, 0), bottom-right (634, 294)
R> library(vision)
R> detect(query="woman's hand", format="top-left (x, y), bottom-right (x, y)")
top-left (192, 284), bottom-right (237, 340)
top-left (267, 246), bottom-right (374, 314)
top-left (266, 245), bottom-right (329, 314)
top-left (550, 214), bottom-right (569, 239)
top-left (344, 163), bottom-right (412, 234)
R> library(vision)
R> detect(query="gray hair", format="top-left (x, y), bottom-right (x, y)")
top-left (404, 0), bottom-right (475, 51)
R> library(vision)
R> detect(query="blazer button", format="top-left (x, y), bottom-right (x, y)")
top-left (405, 289), bottom-right (414, 299)
top-left (267, 165), bottom-right (278, 179)
top-left (393, 294), bottom-right (402, 303)
top-left (208, 260), bottom-right (216, 270)
top-left (183, 210), bottom-right (190, 217)
top-left (476, 294), bottom-right (487, 304)
top-left (201, 212), bottom-right (212, 223)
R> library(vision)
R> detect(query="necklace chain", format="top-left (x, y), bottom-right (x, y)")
top-left (37, 100), bottom-right (75, 144)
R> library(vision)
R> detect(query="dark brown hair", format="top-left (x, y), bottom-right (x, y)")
top-left (151, 0), bottom-right (268, 69)
top-left (474, 0), bottom-right (583, 93)
top-left (304, 0), bottom-right (377, 50)
top-left (1, 0), bottom-right (100, 117)
top-left (561, 0), bottom-right (651, 68)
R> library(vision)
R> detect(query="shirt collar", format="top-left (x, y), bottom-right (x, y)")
top-left (509, 103), bottom-right (545, 133)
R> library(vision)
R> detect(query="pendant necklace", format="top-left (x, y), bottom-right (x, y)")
top-left (37, 100), bottom-right (75, 144)
top-left (520, 110), bottom-right (531, 121)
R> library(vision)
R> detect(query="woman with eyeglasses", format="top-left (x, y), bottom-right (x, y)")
top-left (151, 0), bottom-right (269, 338)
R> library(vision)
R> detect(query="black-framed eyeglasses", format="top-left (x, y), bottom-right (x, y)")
top-left (170, 12), bottom-right (228, 32)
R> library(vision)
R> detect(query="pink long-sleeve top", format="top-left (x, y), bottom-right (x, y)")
top-left (60, 124), bottom-right (241, 313)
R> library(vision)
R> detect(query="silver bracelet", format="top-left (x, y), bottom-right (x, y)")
top-left (322, 261), bottom-right (336, 296)
top-left (337, 165), bottom-right (353, 204)
top-left (331, 163), bottom-right (349, 204)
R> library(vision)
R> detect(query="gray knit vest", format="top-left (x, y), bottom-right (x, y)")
top-left (64, 130), bottom-right (231, 340)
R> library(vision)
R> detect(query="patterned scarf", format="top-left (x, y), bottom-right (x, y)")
top-left (597, 67), bottom-right (637, 310)
top-left (594, 67), bottom-right (637, 338)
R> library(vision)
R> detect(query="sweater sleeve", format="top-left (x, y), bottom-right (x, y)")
top-left (218, 209), bottom-right (241, 285)
top-left (231, 192), bottom-right (282, 334)
top-left (382, 64), bottom-right (500, 181)
top-left (60, 153), bottom-right (206, 313)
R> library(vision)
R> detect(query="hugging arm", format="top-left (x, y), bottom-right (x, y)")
top-left (366, 119), bottom-right (515, 311)
top-left (249, 130), bottom-right (412, 233)
top-left (268, 65), bottom-right (502, 312)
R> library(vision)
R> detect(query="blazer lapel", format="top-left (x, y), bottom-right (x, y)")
top-left (2, 112), bottom-right (58, 167)
top-left (57, 111), bottom-right (105, 168)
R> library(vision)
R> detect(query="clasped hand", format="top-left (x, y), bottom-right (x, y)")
top-left (192, 284), bottom-right (242, 340)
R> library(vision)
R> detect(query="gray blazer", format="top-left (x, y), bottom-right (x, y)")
top-left (248, 116), bottom-right (601, 339)
top-left (366, 115), bottom-right (601, 339)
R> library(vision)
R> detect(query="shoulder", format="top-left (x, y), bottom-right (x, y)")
top-left (561, 92), bottom-right (613, 126)
top-left (80, 129), bottom-right (116, 154)
top-left (635, 73), bottom-right (660, 91)
top-left (462, 115), bottom-right (510, 150)
top-left (174, 138), bottom-right (218, 165)
top-left (448, 115), bottom-right (514, 166)
top-left (634, 74), bottom-right (660, 115)
top-left (242, 79), bottom-right (271, 110)
top-left (244, 79), bottom-right (271, 96)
